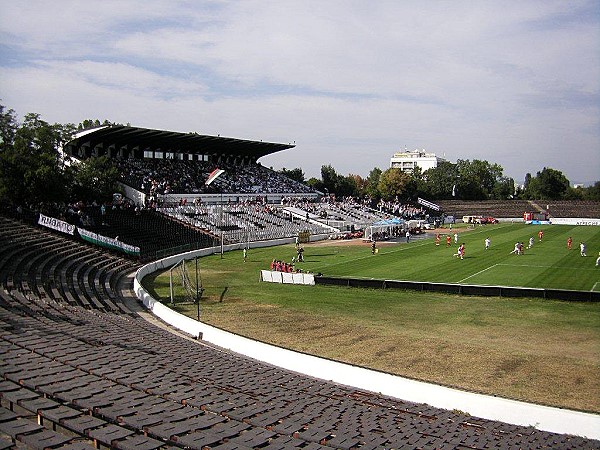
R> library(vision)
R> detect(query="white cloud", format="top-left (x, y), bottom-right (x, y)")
top-left (0, 0), bottom-right (598, 184)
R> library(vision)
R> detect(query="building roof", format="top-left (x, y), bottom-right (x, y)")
top-left (63, 125), bottom-right (295, 160)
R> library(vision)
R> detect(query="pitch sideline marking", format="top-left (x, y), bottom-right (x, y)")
top-left (458, 264), bottom-right (499, 283)
top-left (497, 263), bottom-right (598, 272)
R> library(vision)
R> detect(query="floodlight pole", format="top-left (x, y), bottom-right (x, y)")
top-left (205, 168), bottom-right (225, 259)
top-left (220, 191), bottom-right (224, 259)
top-left (195, 256), bottom-right (201, 321)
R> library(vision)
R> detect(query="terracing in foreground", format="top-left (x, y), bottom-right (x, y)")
top-left (0, 216), bottom-right (598, 450)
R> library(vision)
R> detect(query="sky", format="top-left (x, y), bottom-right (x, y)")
top-left (1, 1), bottom-right (599, 186)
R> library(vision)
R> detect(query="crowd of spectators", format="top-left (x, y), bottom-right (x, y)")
top-left (377, 198), bottom-right (426, 219)
top-left (113, 158), bottom-right (315, 196)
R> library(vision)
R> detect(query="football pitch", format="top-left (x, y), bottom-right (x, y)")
top-left (303, 223), bottom-right (600, 292)
top-left (145, 223), bottom-right (600, 412)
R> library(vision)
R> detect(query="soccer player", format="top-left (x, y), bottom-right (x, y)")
top-left (538, 230), bottom-right (544, 241)
top-left (454, 232), bottom-right (459, 244)
top-left (580, 242), bottom-right (587, 257)
top-left (485, 237), bottom-right (491, 250)
top-left (453, 243), bottom-right (465, 260)
top-left (596, 252), bottom-right (600, 266)
top-left (567, 236), bottom-right (572, 250)
top-left (435, 234), bottom-right (440, 246)
top-left (510, 242), bottom-right (520, 255)
top-left (527, 236), bottom-right (534, 249)
top-left (446, 235), bottom-right (452, 247)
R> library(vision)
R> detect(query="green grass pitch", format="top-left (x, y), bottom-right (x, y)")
top-left (291, 223), bottom-right (600, 292)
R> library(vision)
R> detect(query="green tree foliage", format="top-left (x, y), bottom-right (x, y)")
top-left (77, 119), bottom-right (116, 131)
top-left (0, 104), bottom-right (18, 152)
top-left (320, 164), bottom-right (338, 194)
top-left (377, 168), bottom-right (411, 200)
top-left (524, 167), bottom-right (570, 200)
top-left (492, 176), bottom-right (515, 199)
top-left (306, 177), bottom-right (322, 191)
top-left (423, 160), bottom-right (458, 199)
top-left (365, 167), bottom-right (383, 199)
top-left (455, 159), bottom-right (504, 200)
top-left (315, 164), bottom-right (359, 197)
top-left (0, 106), bottom-right (127, 208)
top-left (349, 174), bottom-right (368, 197)
top-left (72, 156), bottom-right (120, 203)
top-left (405, 166), bottom-right (430, 201)
top-left (582, 181), bottom-right (600, 200)
top-left (0, 109), bottom-right (75, 206)
top-left (336, 174), bottom-right (358, 197)
top-left (278, 167), bottom-right (305, 183)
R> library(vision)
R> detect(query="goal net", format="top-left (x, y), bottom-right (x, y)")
top-left (169, 258), bottom-right (198, 304)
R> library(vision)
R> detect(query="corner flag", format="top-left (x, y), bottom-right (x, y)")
top-left (205, 168), bottom-right (225, 186)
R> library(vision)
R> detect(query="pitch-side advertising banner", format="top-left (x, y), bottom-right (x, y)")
top-left (78, 228), bottom-right (141, 255)
top-left (550, 218), bottom-right (600, 226)
top-left (38, 213), bottom-right (75, 235)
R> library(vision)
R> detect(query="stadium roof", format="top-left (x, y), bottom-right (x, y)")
top-left (63, 125), bottom-right (295, 160)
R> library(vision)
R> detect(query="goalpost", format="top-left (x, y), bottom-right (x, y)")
top-left (169, 256), bottom-right (202, 306)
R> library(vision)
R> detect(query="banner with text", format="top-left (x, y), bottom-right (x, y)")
top-left (550, 218), bottom-right (600, 226)
top-left (78, 228), bottom-right (141, 255)
top-left (38, 213), bottom-right (75, 235)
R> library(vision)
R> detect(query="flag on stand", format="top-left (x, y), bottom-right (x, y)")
top-left (205, 168), bottom-right (225, 186)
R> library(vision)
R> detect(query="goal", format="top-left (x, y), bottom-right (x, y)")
top-left (169, 257), bottom-right (201, 304)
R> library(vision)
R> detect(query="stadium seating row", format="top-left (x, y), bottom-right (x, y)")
top-left (0, 216), bottom-right (598, 449)
top-left (160, 205), bottom-right (333, 244)
top-left (435, 199), bottom-right (600, 219)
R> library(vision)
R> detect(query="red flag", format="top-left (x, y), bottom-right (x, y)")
top-left (205, 168), bottom-right (224, 186)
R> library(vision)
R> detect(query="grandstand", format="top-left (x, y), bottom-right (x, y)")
top-left (63, 125), bottom-right (318, 207)
top-left (59, 125), bottom-right (343, 254)
top-left (1, 214), bottom-right (598, 449)
top-left (436, 199), bottom-right (600, 220)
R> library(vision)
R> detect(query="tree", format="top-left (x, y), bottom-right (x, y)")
top-left (0, 104), bottom-right (18, 152)
top-left (320, 164), bottom-right (338, 194)
top-left (349, 174), bottom-right (368, 197)
top-left (377, 168), bottom-right (411, 200)
top-left (423, 160), bottom-right (458, 199)
top-left (582, 181), bottom-right (600, 200)
top-left (0, 109), bottom-right (74, 206)
top-left (336, 174), bottom-right (358, 198)
top-left (77, 119), bottom-right (115, 131)
top-left (365, 167), bottom-right (382, 199)
top-left (524, 167), bottom-right (570, 199)
top-left (278, 167), bottom-right (305, 184)
top-left (306, 177), bottom-right (323, 191)
top-left (455, 159), bottom-right (504, 200)
top-left (492, 176), bottom-right (515, 199)
top-left (405, 166), bottom-right (430, 201)
top-left (72, 156), bottom-right (121, 202)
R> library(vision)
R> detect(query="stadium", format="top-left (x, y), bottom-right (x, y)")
top-left (1, 125), bottom-right (599, 449)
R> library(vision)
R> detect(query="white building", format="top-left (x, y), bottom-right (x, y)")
top-left (390, 149), bottom-right (446, 173)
